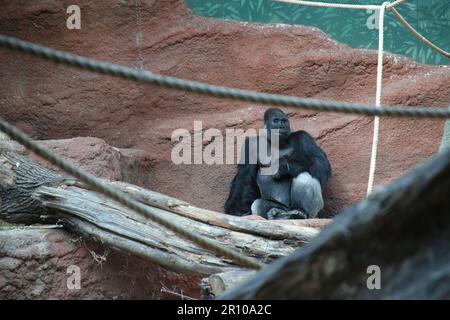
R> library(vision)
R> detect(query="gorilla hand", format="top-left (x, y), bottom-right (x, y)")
top-left (272, 157), bottom-right (290, 179)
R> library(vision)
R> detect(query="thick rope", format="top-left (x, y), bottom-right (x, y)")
top-left (0, 34), bottom-right (449, 119)
top-left (390, 7), bottom-right (450, 59)
top-left (273, 0), bottom-right (381, 10)
top-left (386, 0), bottom-right (408, 9)
top-left (275, 0), bottom-right (449, 61)
top-left (268, 0), bottom-right (450, 194)
top-left (274, 0), bottom-right (406, 10)
top-left (0, 117), bottom-right (264, 270)
top-left (367, 2), bottom-right (388, 195)
top-left (0, 0), bottom-right (444, 270)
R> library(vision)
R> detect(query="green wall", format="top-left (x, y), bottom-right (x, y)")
top-left (185, 0), bottom-right (450, 65)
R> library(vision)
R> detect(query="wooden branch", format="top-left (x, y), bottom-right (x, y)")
top-left (0, 153), bottom-right (64, 224)
top-left (0, 132), bottom-right (26, 155)
top-left (220, 147), bottom-right (450, 299)
top-left (0, 152), bottom-right (325, 277)
top-left (201, 270), bottom-right (256, 299)
top-left (110, 181), bottom-right (322, 243)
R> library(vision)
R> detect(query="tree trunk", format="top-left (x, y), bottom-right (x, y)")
top-left (201, 270), bottom-right (256, 299)
top-left (0, 152), bottom-right (326, 277)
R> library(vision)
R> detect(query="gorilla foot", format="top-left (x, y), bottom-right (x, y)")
top-left (285, 210), bottom-right (307, 219)
top-left (266, 208), bottom-right (284, 220)
top-left (267, 208), bottom-right (307, 220)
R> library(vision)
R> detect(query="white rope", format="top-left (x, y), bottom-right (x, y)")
top-left (390, 6), bottom-right (450, 59)
top-left (274, 0), bottom-right (407, 10)
top-left (386, 0), bottom-right (408, 9)
top-left (367, 2), bottom-right (388, 195)
top-left (273, 0), bottom-right (399, 195)
top-left (273, 0), bottom-right (379, 10)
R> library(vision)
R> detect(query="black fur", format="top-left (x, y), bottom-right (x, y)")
top-left (224, 109), bottom-right (331, 216)
top-left (274, 131), bottom-right (331, 183)
top-left (224, 137), bottom-right (260, 215)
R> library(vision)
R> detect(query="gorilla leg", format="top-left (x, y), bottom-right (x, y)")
top-left (251, 199), bottom-right (288, 220)
top-left (251, 199), bottom-right (307, 220)
top-left (290, 172), bottom-right (324, 218)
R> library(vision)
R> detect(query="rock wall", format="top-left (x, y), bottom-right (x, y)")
top-left (1, 0), bottom-right (450, 300)
top-left (0, 228), bottom-right (199, 299)
top-left (1, 0), bottom-right (449, 213)
top-left (0, 137), bottom-right (201, 300)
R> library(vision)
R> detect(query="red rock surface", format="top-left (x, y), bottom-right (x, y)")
top-left (34, 137), bottom-right (123, 181)
top-left (0, 136), bottom-right (332, 299)
top-left (1, 0), bottom-right (449, 215)
top-left (0, 229), bottom-right (199, 299)
top-left (1, 0), bottom-right (450, 299)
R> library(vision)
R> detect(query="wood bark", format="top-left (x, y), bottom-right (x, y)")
top-left (0, 132), bottom-right (26, 155)
top-left (201, 270), bottom-right (256, 299)
top-left (0, 152), bottom-right (325, 277)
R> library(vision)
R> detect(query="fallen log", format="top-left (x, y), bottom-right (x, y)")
top-left (201, 270), bottom-right (256, 299)
top-left (0, 151), bottom-right (327, 277)
top-left (110, 181), bottom-right (321, 242)
top-left (220, 147), bottom-right (450, 299)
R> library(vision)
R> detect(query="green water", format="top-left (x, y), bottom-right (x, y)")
top-left (185, 0), bottom-right (450, 65)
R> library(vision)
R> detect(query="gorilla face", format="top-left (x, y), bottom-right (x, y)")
top-left (264, 108), bottom-right (291, 142)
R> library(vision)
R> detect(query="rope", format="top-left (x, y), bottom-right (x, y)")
top-left (0, 0), bottom-right (444, 271)
top-left (367, 2), bottom-right (388, 195)
top-left (270, 0), bottom-right (450, 194)
top-left (390, 7), bottom-right (450, 59)
top-left (273, 0), bottom-right (406, 10)
top-left (386, 0), bottom-right (408, 9)
top-left (0, 34), bottom-right (449, 119)
top-left (273, 0), bottom-right (448, 194)
top-left (273, 0), bottom-right (381, 10)
top-left (275, 0), bottom-right (449, 60)
top-left (0, 117), bottom-right (264, 270)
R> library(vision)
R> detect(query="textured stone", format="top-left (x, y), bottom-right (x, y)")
top-left (1, 0), bottom-right (450, 299)
top-left (0, 229), bottom-right (199, 300)
top-left (34, 137), bottom-right (122, 181)
top-left (0, 257), bottom-right (22, 271)
top-left (1, 1), bottom-right (449, 216)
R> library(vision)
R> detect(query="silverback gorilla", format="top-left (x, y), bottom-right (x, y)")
top-left (224, 108), bottom-right (331, 220)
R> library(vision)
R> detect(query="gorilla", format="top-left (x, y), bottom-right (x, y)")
top-left (224, 108), bottom-right (331, 220)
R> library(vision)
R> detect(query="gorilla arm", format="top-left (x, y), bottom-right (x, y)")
top-left (273, 131), bottom-right (331, 183)
top-left (224, 162), bottom-right (260, 215)
top-left (224, 137), bottom-right (261, 216)
top-left (301, 131), bottom-right (331, 183)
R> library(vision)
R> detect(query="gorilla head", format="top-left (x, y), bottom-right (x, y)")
top-left (263, 108), bottom-right (291, 143)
